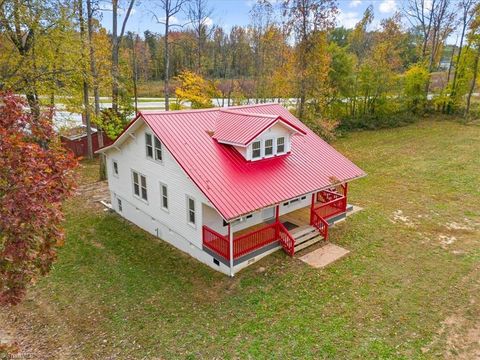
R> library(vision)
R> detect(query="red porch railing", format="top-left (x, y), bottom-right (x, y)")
top-left (202, 226), bottom-right (230, 259)
top-left (203, 221), bottom-right (295, 260)
top-left (233, 223), bottom-right (278, 258)
top-left (314, 196), bottom-right (346, 220)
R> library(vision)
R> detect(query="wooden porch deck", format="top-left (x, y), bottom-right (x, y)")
top-left (233, 206), bottom-right (311, 238)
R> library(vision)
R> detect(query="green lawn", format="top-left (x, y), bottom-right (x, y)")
top-left (3, 119), bottom-right (480, 359)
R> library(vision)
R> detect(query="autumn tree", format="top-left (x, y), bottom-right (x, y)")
top-left (175, 70), bottom-right (219, 108)
top-left (0, 0), bottom-right (77, 120)
top-left (153, 0), bottom-right (189, 111)
top-left (0, 93), bottom-right (77, 305)
top-left (282, 0), bottom-right (338, 120)
top-left (111, 0), bottom-right (135, 114)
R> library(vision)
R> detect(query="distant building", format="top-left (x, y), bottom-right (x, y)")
top-left (60, 125), bottom-right (113, 157)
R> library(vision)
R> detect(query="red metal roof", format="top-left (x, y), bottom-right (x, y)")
top-left (107, 104), bottom-right (366, 221)
top-left (213, 109), bottom-right (306, 146)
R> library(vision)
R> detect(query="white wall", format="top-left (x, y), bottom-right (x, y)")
top-left (105, 120), bottom-right (231, 275)
top-left (245, 122), bottom-right (292, 161)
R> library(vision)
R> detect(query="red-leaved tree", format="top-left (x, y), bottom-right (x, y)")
top-left (0, 93), bottom-right (77, 305)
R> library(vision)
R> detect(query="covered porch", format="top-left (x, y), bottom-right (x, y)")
top-left (202, 184), bottom-right (350, 266)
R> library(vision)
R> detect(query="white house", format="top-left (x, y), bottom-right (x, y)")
top-left (97, 104), bottom-right (365, 276)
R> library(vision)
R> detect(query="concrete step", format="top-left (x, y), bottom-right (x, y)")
top-left (294, 235), bottom-right (323, 252)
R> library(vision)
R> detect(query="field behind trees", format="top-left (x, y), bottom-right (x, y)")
top-left (1, 0), bottom-right (480, 148)
top-left (1, 117), bottom-right (479, 359)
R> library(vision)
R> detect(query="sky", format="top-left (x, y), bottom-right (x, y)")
top-left (99, 0), bottom-right (407, 36)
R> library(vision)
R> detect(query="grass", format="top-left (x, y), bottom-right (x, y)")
top-left (3, 118), bottom-right (480, 359)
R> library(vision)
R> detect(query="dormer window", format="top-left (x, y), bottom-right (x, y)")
top-left (264, 139), bottom-right (274, 157)
top-left (252, 141), bottom-right (261, 159)
top-left (213, 109), bottom-right (306, 162)
top-left (277, 137), bottom-right (285, 154)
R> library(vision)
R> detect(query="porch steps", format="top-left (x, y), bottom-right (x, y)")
top-left (290, 225), bottom-right (324, 253)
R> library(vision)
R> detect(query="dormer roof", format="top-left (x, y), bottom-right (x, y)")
top-left (212, 109), bottom-right (306, 146)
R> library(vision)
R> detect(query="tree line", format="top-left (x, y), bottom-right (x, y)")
top-left (1, 0), bottom-right (480, 145)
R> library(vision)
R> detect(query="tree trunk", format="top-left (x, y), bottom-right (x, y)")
top-left (111, 0), bottom-right (119, 114)
top-left (25, 90), bottom-right (40, 121)
top-left (449, 21), bottom-right (469, 113)
top-left (465, 47), bottom-right (480, 118)
top-left (164, 16), bottom-right (170, 111)
top-left (79, 0), bottom-right (93, 160)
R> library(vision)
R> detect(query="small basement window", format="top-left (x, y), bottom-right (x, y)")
top-left (117, 198), bottom-right (122, 212)
top-left (252, 141), bottom-right (261, 159)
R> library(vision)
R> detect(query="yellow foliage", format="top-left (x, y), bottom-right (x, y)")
top-left (174, 70), bottom-right (219, 109)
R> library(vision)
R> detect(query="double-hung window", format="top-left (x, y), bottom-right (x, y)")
top-left (154, 137), bottom-right (163, 161)
top-left (264, 139), bottom-right (274, 157)
top-left (145, 133), bottom-right (154, 158)
top-left (133, 170), bottom-right (148, 201)
top-left (252, 141), bottom-right (261, 159)
top-left (146, 133), bottom-right (163, 162)
top-left (187, 196), bottom-right (196, 226)
top-left (160, 183), bottom-right (168, 211)
top-left (112, 160), bottom-right (119, 177)
top-left (277, 137), bottom-right (285, 154)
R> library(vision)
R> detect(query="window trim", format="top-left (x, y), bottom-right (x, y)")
top-left (186, 195), bottom-right (196, 227)
top-left (160, 182), bottom-right (168, 212)
top-left (132, 169), bottom-right (148, 203)
top-left (112, 160), bottom-right (119, 177)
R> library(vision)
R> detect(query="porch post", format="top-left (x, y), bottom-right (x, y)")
top-left (275, 205), bottom-right (279, 222)
top-left (228, 223), bottom-right (234, 277)
top-left (310, 193), bottom-right (315, 225)
top-left (342, 183), bottom-right (348, 211)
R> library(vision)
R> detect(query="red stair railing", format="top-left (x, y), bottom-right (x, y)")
top-left (278, 222), bottom-right (295, 256)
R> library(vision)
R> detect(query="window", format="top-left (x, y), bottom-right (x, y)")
top-left (264, 139), bottom-right (274, 156)
top-left (252, 141), bottom-right (261, 159)
top-left (187, 196), bottom-right (196, 225)
top-left (117, 198), bottom-right (122, 212)
top-left (145, 133), bottom-right (153, 158)
top-left (132, 170), bottom-right (148, 201)
top-left (231, 214), bottom-right (253, 225)
top-left (154, 137), bottom-right (163, 161)
top-left (112, 160), bottom-right (119, 176)
top-left (277, 137), bottom-right (285, 154)
top-left (160, 183), bottom-right (168, 210)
